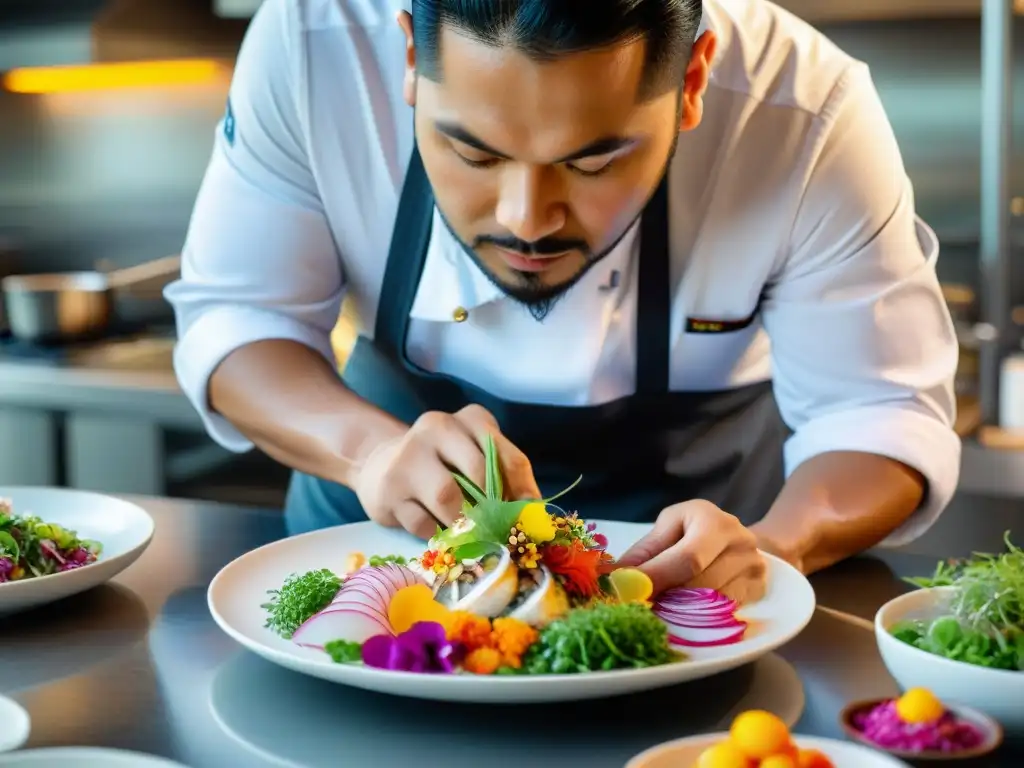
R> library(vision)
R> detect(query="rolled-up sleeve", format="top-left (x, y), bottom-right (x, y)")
top-left (763, 63), bottom-right (961, 547)
top-left (164, 0), bottom-right (343, 452)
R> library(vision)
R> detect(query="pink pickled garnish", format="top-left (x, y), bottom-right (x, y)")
top-left (853, 701), bottom-right (984, 753)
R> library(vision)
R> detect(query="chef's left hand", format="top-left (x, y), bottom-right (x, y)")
top-left (616, 500), bottom-right (767, 604)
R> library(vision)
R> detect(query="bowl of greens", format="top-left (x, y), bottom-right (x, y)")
top-left (874, 533), bottom-right (1023, 736)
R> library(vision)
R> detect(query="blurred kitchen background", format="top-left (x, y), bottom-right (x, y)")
top-left (0, 0), bottom-right (1021, 557)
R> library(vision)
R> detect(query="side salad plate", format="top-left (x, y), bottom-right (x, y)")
top-left (0, 487), bottom-right (155, 616)
top-left (209, 438), bottom-right (816, 703)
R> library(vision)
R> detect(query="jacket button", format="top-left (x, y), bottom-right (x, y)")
top-left (452, 306), bottom-right (469, 323)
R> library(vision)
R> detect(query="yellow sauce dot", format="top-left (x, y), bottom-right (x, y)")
top-left (895, 687), bottom-right (944, 724)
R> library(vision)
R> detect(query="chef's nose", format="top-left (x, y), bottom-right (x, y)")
top-left (494, 165), bottom-right (566, 243)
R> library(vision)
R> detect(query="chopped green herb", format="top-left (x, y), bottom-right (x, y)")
top-left (368, 554), bottom-right (408, 567)
top-left (261, 568), bottom-right (341, 639)
top-left (324, 639), bottom-right (363, 664)
top-left (523, 601), bottom-right (682, 674)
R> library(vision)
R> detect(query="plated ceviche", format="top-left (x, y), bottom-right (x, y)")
top-left (890, 532), bottom-right (1024, 672)
top-left (261, 437), bottom-right (751, 675)
top-left (0, 498), bottom-right (103, 583)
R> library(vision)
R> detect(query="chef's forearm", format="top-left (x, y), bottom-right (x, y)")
top-left (749, 450), bottom-right (926, 575)
top-left (208, 339), bottom-right (407, 487)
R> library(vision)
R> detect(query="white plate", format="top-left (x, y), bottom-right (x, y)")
top-left (626, 733), bottom-right (911, 768)
top-left (0, 749), bottom-right (188, 767)
top-left (208, 519), bottom-right (816, 703)
top-left (0, 695), bottom-right (29, 753)
top-left (0, 487), bottom-right (154, 616)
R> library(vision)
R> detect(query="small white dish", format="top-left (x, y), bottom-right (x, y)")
top-left (0, 487), bottom-right (154, 616)
top-left (626, 732), bottom-right (912, 768)
top-left (875, 586), bottom-right (1024, 736)
top-left (208, 519), bottom-right (817, 704)
top-left (0, 695), bottom-right (29, 753)
top-left (0, 748), bottom-right (189, 767)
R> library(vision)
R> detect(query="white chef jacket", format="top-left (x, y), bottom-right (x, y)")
top-left (165, 0), bottom-right (961, 547)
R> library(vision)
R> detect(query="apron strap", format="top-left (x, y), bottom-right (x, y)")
top-left (374, 144), bottom-right (434, 358)
top-left (635, 176), bottom-right (671, 396)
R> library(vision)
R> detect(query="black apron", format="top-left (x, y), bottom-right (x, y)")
top-left (285, 146), bottom-right (788, 536)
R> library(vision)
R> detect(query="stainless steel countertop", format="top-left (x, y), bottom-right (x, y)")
top-left (0, 495), bottom-right (1019, 767)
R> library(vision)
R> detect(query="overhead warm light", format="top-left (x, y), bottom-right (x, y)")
top-left (2, 59), bottom-right (226, 94)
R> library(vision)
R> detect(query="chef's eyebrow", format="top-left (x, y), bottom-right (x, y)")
top-left (434, 121), bottom-right (636, 163)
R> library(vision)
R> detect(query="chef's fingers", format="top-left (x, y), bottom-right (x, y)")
top-left (393, 500), bottom-right (441, 540)
top-left (454, 405), bottom-right (542, 500)
top-left (616, 505), bottom-right (692, 567)
top-left (410, 460), bottom-right (467, 529)
top-left (712, 559), bottom-right (769, 605)
top-left (622, 502), bottom-right (731, 592)
top-left (496, 437), bottom-right (541, 500)
top-left (434, 425), bottom-right (488, 491)
top-left (638, 527), bottom-right (730, 594)
top-left (683, 546), bottom-right (764, 595)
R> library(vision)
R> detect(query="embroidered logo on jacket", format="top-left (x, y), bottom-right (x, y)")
top-left (685, 313), bottom-right (758, 334)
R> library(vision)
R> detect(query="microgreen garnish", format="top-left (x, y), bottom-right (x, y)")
top-left (894, 531), bottom-right (1024, 671)
top-left (262, 568), bottom-right (342, 639)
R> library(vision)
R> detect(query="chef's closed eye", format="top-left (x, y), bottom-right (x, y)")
top-left (566, 154), bottom-right (616, 177)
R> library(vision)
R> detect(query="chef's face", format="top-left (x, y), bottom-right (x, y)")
top-left (398, 14), bottom-right (715, 317)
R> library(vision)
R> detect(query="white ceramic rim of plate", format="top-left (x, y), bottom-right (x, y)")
top-left (208, 519), bottom-right (817, 697)
top-left (0, 695), bottom-right (29, 754)
top-left (0, 748), bottom-right (188, 766)
top-left (875, 586), bottom-right (1024, 682)
top-left (0, 486), bottom-right (154, 589)
top-left (625, 732), bottom-right (913, 768)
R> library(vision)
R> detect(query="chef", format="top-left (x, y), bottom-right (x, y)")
top-left (165, 0), bottom-right (961, 603)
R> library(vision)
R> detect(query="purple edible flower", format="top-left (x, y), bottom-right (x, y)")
top-left (361, 621), bottom-right (462, 674)
top-left (0, 557), bottom-right (13, 583)
top-left (854, 701), bottom-right (984, 753)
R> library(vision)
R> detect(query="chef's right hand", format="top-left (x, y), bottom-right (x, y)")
top-left (352, 404), bottom-right (541, 540)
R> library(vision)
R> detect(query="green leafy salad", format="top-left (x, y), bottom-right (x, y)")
top-left (0, 498), bottom-right (103, 583)
top-left (891, 531), bottom-right (1024, 671)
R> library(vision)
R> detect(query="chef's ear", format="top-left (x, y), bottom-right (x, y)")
top-left (397, 11), bottom-right (417, 107)
top-left (679, 30), bottom-right (717, 132)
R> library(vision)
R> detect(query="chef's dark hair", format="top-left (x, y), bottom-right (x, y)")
top-left (411, 0), bottom-right (703, 100)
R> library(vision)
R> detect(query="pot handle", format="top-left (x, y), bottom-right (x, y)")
top-left (105, 255), bottom-right (182, 296)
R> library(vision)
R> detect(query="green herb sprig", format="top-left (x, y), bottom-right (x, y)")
top-left (520, 601), bottom-right (682, 674)
top-left (262, 568), bottom-right (342, 639)
top-left (446, 434), bottom-right (580, 558)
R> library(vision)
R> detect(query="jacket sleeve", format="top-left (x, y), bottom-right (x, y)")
top-left (164, 0), bottom-right (344, 452)
top-left (763, 63), bottom-right (961, 547)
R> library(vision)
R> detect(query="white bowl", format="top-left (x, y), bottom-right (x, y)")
top-left (875, 586), bottom-right (1024, 736)
top-left (626, 732), bottom-right (911, 768)
top-left (0, 695), bottom-right (29, 753)
top-left (0, 487), bottom-right (155, 616)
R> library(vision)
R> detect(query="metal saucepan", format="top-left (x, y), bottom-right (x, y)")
top-left (1, 255), bottom-right (181, 344)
